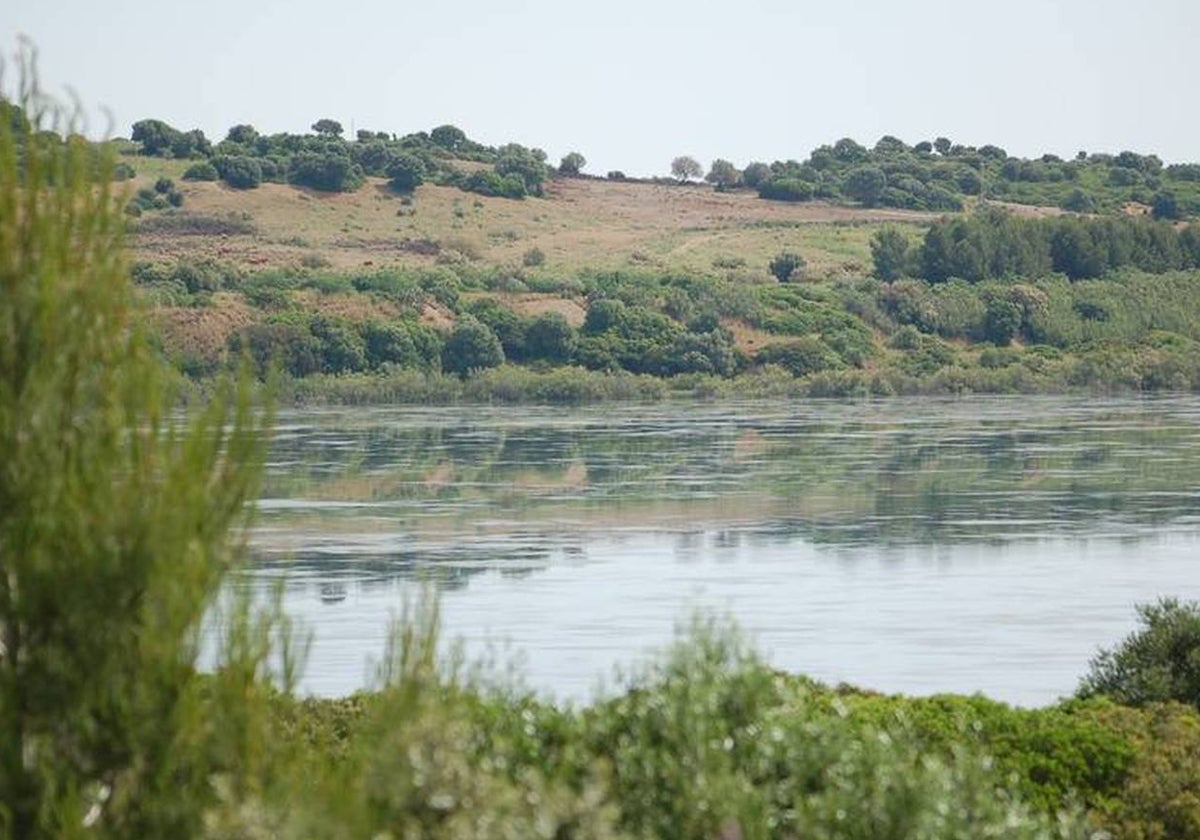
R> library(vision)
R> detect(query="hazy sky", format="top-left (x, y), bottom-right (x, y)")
top-left (5, 0), bottom-right (1198, 177)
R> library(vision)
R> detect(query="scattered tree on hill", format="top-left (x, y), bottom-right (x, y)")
top-left (495, 143), bottom-right (550, 196)
top-left (288, 151), bottom-right (363, 191)
top-left (224, 123), bottom-right (259, 145)
top-left (870, 227), bottom-right (910, 281)
top-left (386, 153), bottom-right (426, 192)
top-left (705, 159), bottom-right (741, 189)
top-left (558, 151), bottom-right (586, 176)
top-left (430, 124), bottom-right (468, 153)
top-left (182, 161), bottom-right (218, 181)
top-left (843, 166), bottom-right (887, 206)
top-left (934, 137), bottom-right (953, 155)
top-left (768, 251), bottom-right (807, 283)
top-left (671, 155), bottom-right (702, 182)
top-left (311, 118), bottom-right (344, 137)
top-left (213, 155), bottom-right (262, 189)
top-left (741, 161), bottom-right (771, 189)
top-left (131, 118), bottom-right (179, 156)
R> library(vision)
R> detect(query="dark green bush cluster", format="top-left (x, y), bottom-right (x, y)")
top-left (129, 115), bottom-right (551, 199)
top-left (577, 297), bottom-right (737, 376)
top-left (901, 208), bottom-right (1200, 283)
top-left (130, 117), bottom-right (211, 158)
top-left (228, 314), bottom-right (443, 378)
top-left (124, 175), bottom-right (183, 215)
top-left (131, 257), bottom-right (244, 305)
top-left (745, 135), bottom-right (1200, 217)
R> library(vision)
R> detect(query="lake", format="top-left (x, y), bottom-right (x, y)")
top-left (241, 395), bottom-right (1200, 706)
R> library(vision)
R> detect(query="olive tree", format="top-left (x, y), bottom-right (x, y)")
top-left (705, 159), bottom-right (741, 189)
top-left (671, 155), bottom-right (702, 182)
top-left (558, 151), bottom-right (586, 176)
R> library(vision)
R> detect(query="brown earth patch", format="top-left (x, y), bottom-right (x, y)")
top-left (502, 294), bottom-right (587, 327)
top-left (152, 292), bottom-right (255, 359)
top-left (722, 319), bottom-right (790, 355)
top-left (290, 290), bottom-right (406, 321)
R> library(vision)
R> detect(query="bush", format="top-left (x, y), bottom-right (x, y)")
top-left (1078, 598), bottom-right (1200, 707)
top-left (758, 177), bottom-right (814, 202)
top-left (288, 151), bottom-right (364, 192)
top-left (870, 227), bottom-right (910, 281)
top-left (3, 62), bottom-right (275, 838)
top-left (386, 153), bottom-right (425, 192)
top-left (213, 154), bottom-right (262, 189)
top-left (442, 318), bottom-right (505, 376)
top-left (768, 250), bottom-right (807, 283)
top-left (181, 160), bottom-right (218, 181)
top-left (522, 246), bottom-right (546, 267)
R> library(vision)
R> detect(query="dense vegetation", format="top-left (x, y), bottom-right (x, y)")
top-left (128, 113), bottom-right (1200, 221)
top-left (736, 136), bottom-right (1200, 216)
top-left (139, 245), bottom-right (1200, 402)
top-left (12, 55), bottom-right (1200, 840)
top-left (131, 115), bottom-right (552, 199)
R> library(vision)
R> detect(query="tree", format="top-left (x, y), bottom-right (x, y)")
top-left (288, 151), bottom-right (364, 191)
top-left (524, 312), bottom-right (577, 363)
top-left (213, 154), bottom-right (262, 189)
top-left (495, 143), bottom-right (550, 195)
top-left (130, 117), bottom-right (181, 156)
top-left (311, 118), bottom-right (344, 137)
top-left (768, 251), bottom-right (806, 283)
top-left (1, 56), bottom-right (277, 838)
top-left (430, 124), bottom-right (467, 153)
top-left (224, 123), bottom-right (259, 145)
top-left (441, 318), bottom-right (505, 376)
top-left (934, 136), bottom-right (952, 155)
top-left (387, 153), bottom-right (426, 192)
top-left (705, 158), bottom-right (741, 189)
top-left (843, 166), bottom-right (887, 206)
top-left (870, 227), bottom-right (909, 281)
top-left (1078, 598), bottom-right (1200, 707)
top-left (671, 155), bottom-right (702, 182)
top-left (558, 151), bottom-right (586, 176)
top-left (832, 137), bottom-right (868, 163)
top-left (741, 161), bottom-right (771, 189)
top-left (1152, 191), bottom-right (1181, 221)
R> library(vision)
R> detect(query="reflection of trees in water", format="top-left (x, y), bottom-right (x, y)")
top-left (248, 539), bottom-right (563, 596)
top-left (258, 403), bottom-right (1200, 549)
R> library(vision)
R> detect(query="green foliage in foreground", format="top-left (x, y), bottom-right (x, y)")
top-left (1, 57), bottom-right (282, 839)
top-left (255, 612), bottom-right (1200, 840)
top-left (1078, 597), bottom-right (1200, 708)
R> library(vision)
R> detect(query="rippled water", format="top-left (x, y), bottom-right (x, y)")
top-left (240, 395), bottom-right (1200, 705)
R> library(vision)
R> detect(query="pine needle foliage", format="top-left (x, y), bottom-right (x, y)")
top-left (0, 46), bottom-right (273, 838)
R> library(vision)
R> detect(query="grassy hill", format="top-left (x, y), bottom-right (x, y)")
top-left (121, 142), bottom-right (1200, 402)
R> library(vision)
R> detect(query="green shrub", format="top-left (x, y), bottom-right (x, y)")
top-left (181, 160), bottom-right (218, 181)
top-left (213, 154), bottom-right (262, 189)
top-left (1078, 598), bottom-right (1200, 707)
top-left (288, 151), bottom-right (364, 192)
top-left (442, 318), bottom-right (505, 376)
top-left (768, 250), bottom-right (806, 283)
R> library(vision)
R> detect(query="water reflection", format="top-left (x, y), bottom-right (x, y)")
top-left (243, 396), bottom-right (1200, 703)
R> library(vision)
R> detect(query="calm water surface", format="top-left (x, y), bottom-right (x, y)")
top-left (241, 395), bottom-right (1200, 705)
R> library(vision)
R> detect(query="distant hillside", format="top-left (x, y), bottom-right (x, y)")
top-left (117, 115), bottom-right (1200, 220)
top-left (98, 114), bottom-right (1200, 402)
